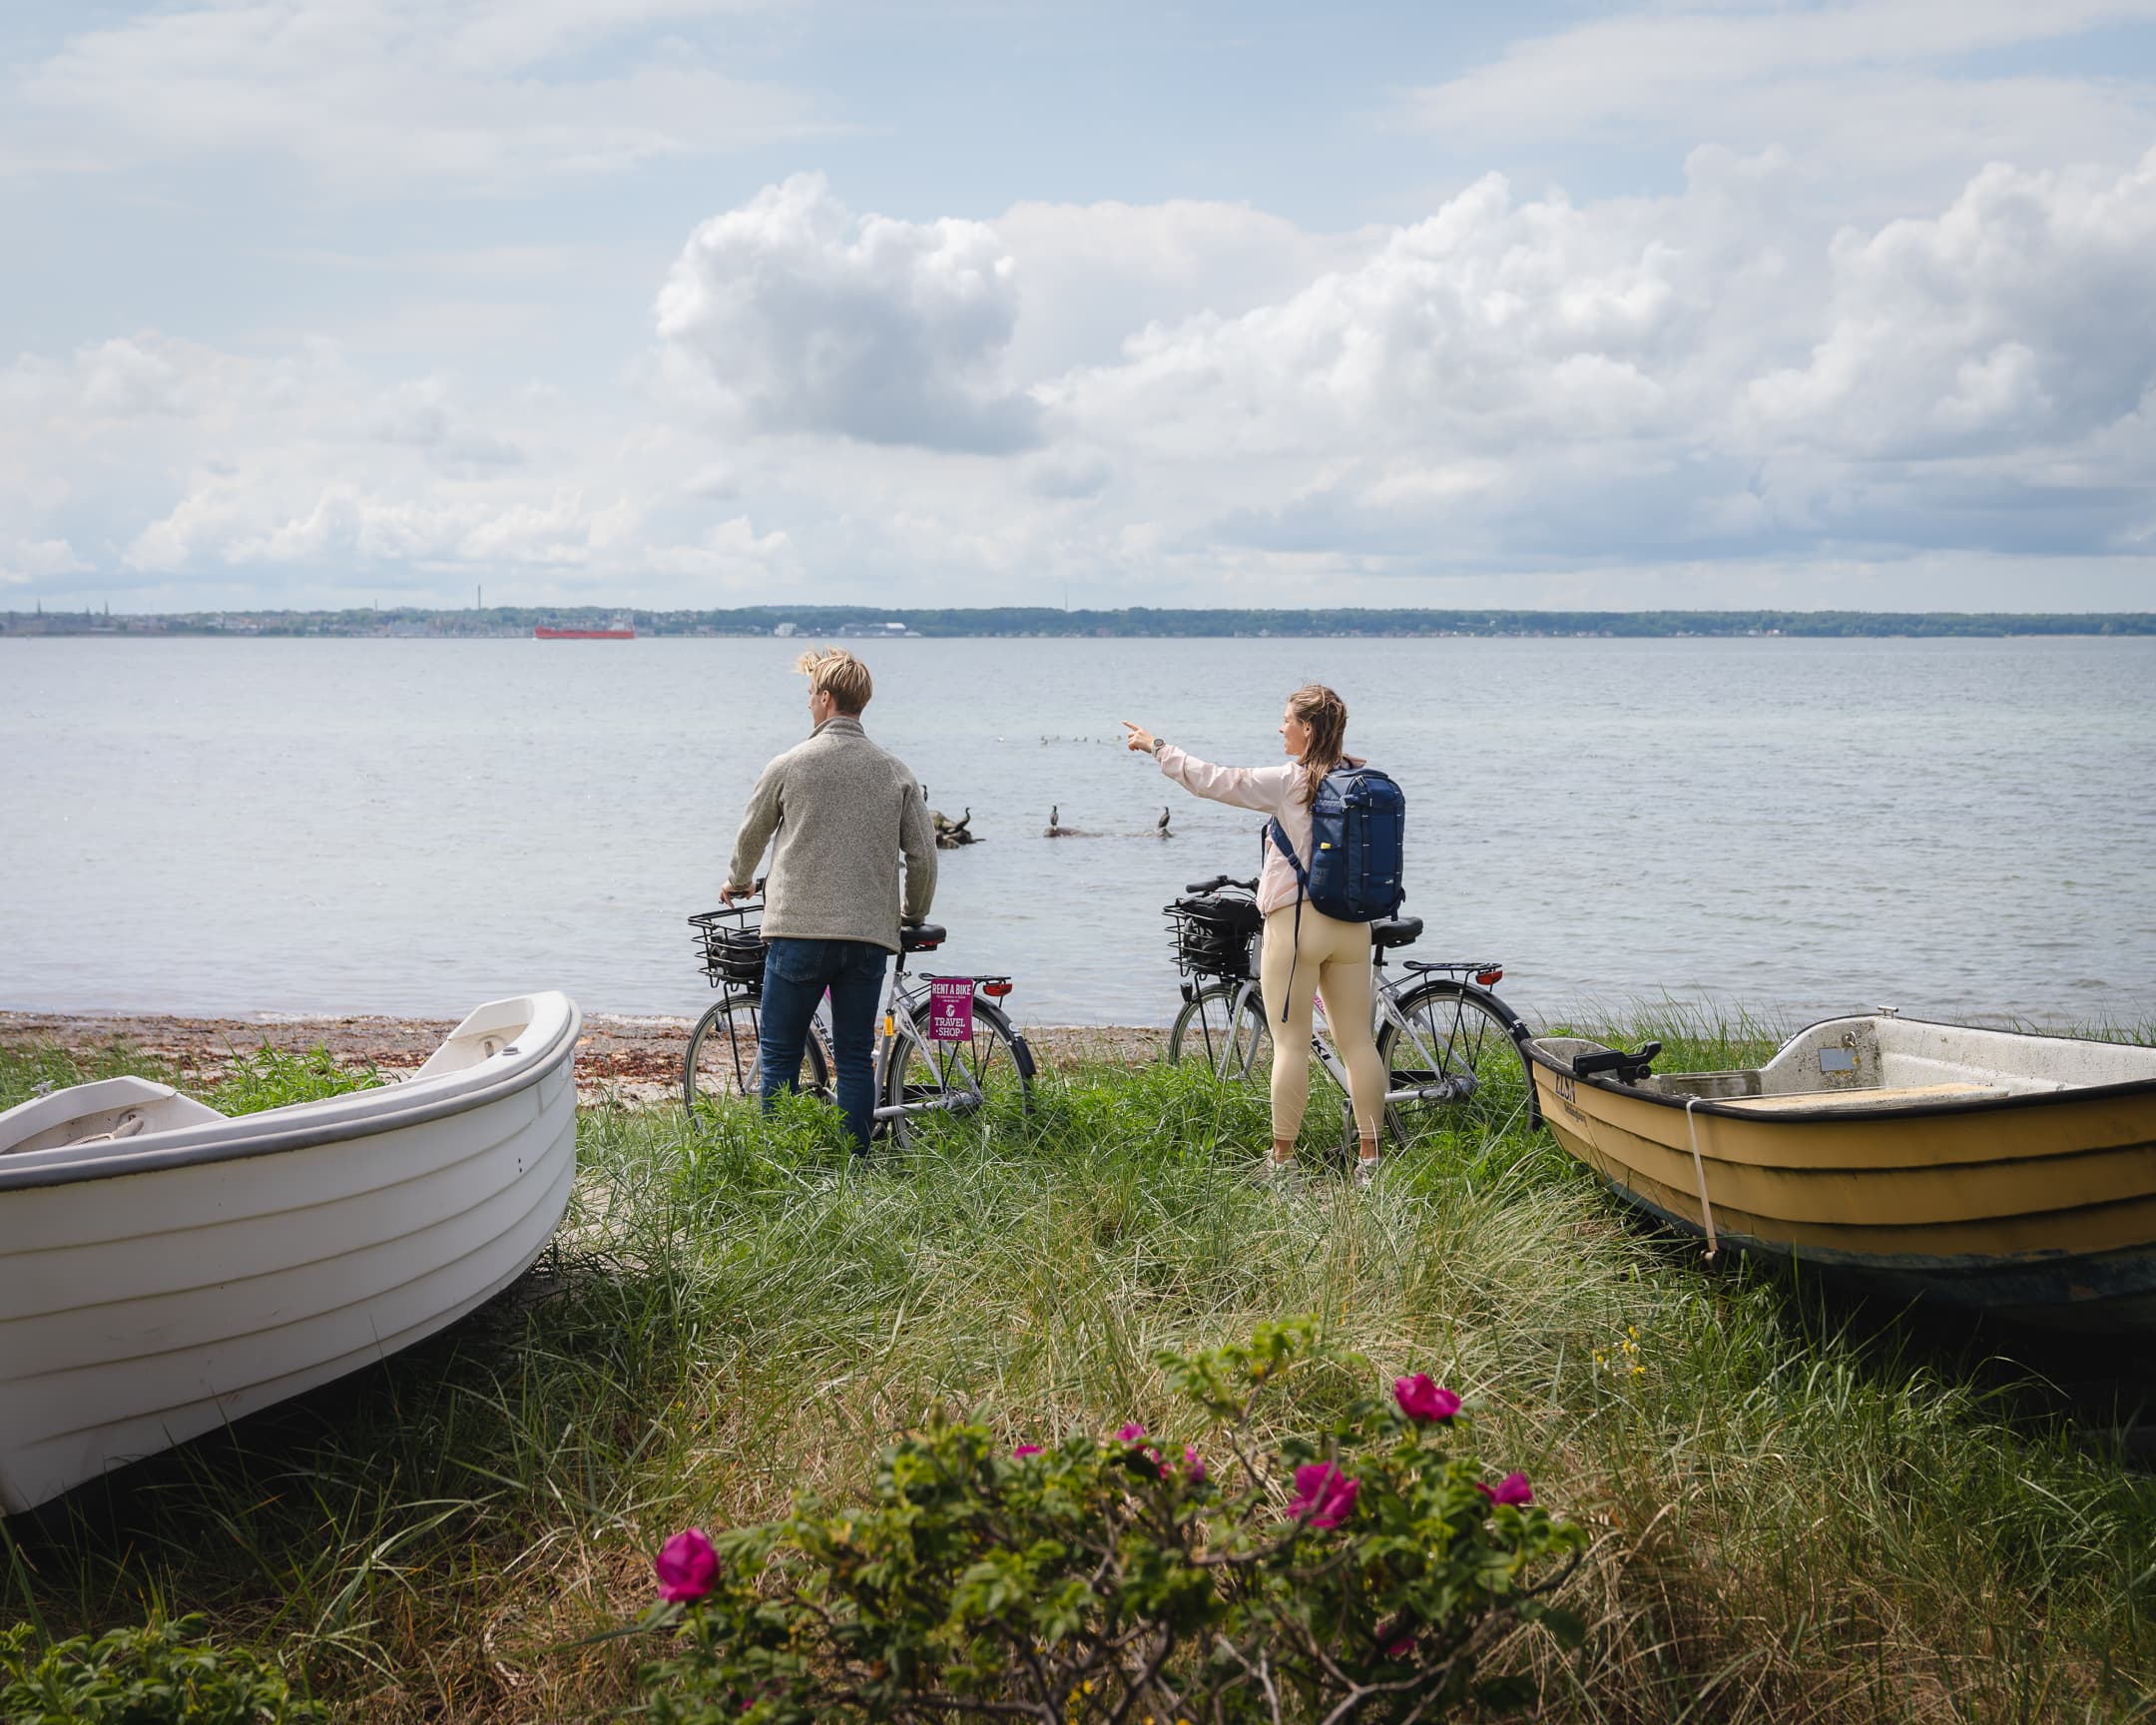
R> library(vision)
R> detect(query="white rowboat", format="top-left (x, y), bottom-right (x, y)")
top-left (0, 992), bottom-right (581, 1515)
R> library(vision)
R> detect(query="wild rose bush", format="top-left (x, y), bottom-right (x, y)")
top-left (628, 1321), bottom-right (1585, 1724)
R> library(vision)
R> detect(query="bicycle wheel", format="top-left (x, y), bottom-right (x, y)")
top-left (1168, 982), bottom-right (1361, 1161)
top-left (1167, 982), bottom-right (1272, 1080)
top-left (880, 998), bottom-right (1035, 1149)
top-left (683, 994), bottom-right (831, 1111)
top-left (1375, 981), bottom-right (1535, 1141)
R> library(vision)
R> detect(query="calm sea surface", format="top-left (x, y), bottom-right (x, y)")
top-left (3, 636), bottom-right (2152, 1030)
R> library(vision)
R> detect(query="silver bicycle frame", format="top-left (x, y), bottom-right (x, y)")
top-left (1200, 962), bottom-right (1473, 1106)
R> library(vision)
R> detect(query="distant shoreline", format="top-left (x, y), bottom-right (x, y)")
top-left (6, 604), bottom-right (2155, 640)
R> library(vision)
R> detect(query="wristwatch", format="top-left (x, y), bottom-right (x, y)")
top-left (1150, 736), bottom-right (1166, 756)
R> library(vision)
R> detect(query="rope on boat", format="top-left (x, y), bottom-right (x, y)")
top-left (1684, 1096), bottom-right (1720, 1262)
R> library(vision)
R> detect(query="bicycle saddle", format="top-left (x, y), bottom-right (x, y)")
top-left (900, 923), bottom-right (948, 951)
top-left (1368, 915), bottom-right (1423, 949)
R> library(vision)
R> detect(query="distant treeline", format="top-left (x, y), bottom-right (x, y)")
top-left (6, 604), bottom-right (2153, 639)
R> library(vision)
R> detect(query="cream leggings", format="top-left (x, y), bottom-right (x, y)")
top-left (1259, 902), bottom-right (1388, 1142)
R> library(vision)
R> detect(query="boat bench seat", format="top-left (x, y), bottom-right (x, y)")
top-left (1720, 1081), bottom-right (2018, 1112)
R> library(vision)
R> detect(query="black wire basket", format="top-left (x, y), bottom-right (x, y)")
top-left (689, 907), bottom-right (769, 989)
top-left (1166, 892), bottom-right (1264, 980)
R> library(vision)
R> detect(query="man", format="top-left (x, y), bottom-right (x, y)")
top-left (722, 647), bottom-right (937, 1154)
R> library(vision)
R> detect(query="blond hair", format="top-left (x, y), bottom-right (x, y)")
top-left (796, 646), bottom-right (872, 715)
top-left (1289, 683), bottom-right (1348, 806)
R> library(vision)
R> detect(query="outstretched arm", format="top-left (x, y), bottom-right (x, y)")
top-left (1125, 721), bottom-right (1294, 815)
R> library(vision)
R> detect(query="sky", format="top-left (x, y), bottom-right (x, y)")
top-left (3, 0), bottom-right (2156, 614)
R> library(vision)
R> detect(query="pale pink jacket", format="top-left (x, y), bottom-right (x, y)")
top-left (1155, 743), bottom-right (1313, 916)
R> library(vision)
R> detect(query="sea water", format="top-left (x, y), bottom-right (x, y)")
top-left (3, 634), bottom-right (2151, 1029)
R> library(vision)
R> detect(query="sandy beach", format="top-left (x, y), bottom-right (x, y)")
top-left (0, 1009), bottom-right (1166, 1105)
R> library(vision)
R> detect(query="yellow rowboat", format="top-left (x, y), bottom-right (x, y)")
top-left (1523, 1016), bottom-right (2156, 1331)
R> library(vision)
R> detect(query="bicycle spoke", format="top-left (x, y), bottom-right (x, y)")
top-left (684, 995), bottom-right (828, 1113)
top-left (882, 1001), bottom-right (1033, 1148)
top-left (1377, 981), bottom-right (1533, 1145)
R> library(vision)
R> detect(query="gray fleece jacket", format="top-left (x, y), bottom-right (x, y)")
top-left (726, 715), bottom-right (937, 952)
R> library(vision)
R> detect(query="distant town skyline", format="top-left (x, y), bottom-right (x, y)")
top-left (4, 1), bottom-right (2155, 615)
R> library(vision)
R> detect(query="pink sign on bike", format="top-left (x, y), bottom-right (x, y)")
top-left (928, 977), bottom-right (974, 1042)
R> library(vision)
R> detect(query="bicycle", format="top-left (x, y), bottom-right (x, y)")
top-left (683, 890), bottom-right (1036, 1147)
top-left (1162, 873), bottom-right (1538, 1149)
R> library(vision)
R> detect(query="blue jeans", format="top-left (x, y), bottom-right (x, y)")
top-left (759, 936), bottom-right (889, 1155)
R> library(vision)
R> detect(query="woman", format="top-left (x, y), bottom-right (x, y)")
top-left (1123, 686), bottom-right (1388, 1184)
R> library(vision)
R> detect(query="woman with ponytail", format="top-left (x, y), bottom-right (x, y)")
top-left (1123, 686), bottom-right (1389, 1185)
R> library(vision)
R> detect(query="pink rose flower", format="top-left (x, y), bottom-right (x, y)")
top-left (1385, 1632), bottom-right (1415, 1659)
top-left (1392, 1374), bottom-right (1461, 1424)
top-left (1287, 1461), bottom-right (1359, 1529)
top-left (1472, 1471), bottom-right (1533, 1507)
top-left (1182, 1445), bottom-right (1207, 1484)
top-left (655, 1528), bottom-right (720, 1603)
top-left (1012, 1443), bottom-right (1043, 1458)
top-left (1116, 1423), bottom-right (1147, 1441)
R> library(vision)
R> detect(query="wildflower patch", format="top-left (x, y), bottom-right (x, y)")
top-left (623, 1319), bottom-right (1585, 1723)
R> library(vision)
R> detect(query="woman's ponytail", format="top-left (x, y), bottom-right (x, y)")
top-left (1289, 684), bottom-right (1348, 806)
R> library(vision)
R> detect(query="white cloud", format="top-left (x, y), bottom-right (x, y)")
top-left (0, 538), bottom-right (90, 585)
top-left (1746, 154), bottom-right (2156, 459)
top-left (0, 329), bottom-right (792, 599)
top-left (656, 173), bottom-right (1042, 452)
top-left (1398, 1), bottom-right (2156, 219)
top-left (991, 199), bottom-right (1380, 379)
top-left (1015, 145), bottom-right (2156, 569)
top-left (1406, 1), bottom-right (2156, 132)
top-left (6, 0), bottom-right (819, 193)
top-left (1049, 150), bottom-right (1798, 461)
top-left (8, 143), bottom-right (2156, 609)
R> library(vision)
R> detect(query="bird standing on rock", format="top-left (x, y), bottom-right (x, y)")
top-left (934, 807), bottom-right (978, 850)
top-left (1157, 806), bottom-right (1173, 838)
top-left (1044, 805), bottom-right (1070, 838)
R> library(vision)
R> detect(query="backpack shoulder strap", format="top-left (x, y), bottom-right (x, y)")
top-left (1264, 816), bottom-right (1310, 1022)
top-left (1267, 817), bottom-right (1309, 887)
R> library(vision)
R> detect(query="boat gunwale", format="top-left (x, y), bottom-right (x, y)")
top-left (1522, 1013), bottom-right (2156, 1124)
top-left (0, 999), bottom-right (582, 1193)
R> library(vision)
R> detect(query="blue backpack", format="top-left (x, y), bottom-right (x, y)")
top-left (1266, 765), bottom-right (1406, 1017)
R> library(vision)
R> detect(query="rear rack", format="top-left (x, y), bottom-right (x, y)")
top-left (1402, 959), bottom-right (1504, 986)
top-left (925, 973), bottom-right (1016, 999)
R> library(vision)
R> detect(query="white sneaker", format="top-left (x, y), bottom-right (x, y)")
top-left (1255, 1154), bottom-right (1301, 1195)
top-left (1353, 1156), bottom-right (1380, 1189)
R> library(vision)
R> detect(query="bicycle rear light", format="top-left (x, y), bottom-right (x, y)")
top-left (1476, 968), bottom-right (1503, 986)
top-left (982, 981), bottom-right (1013, 998)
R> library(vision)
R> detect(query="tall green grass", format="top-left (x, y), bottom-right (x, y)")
top-left (3, 1020), bottom-right (2154, 1722)
top-left (0, 1041), bottom-right (380, 1117)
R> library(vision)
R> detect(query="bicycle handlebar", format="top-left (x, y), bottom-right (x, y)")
top-left (1186, 874), bottom-right (1259, 894)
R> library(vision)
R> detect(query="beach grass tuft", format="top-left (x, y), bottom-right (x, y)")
top-left (3, 1020), bottom-right (2154, 1721)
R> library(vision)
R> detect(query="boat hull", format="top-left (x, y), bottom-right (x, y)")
top-left (1526, 1025), bottom-right (2156, 1331)
top-left (0, 997), bottom-right (580, 1515)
